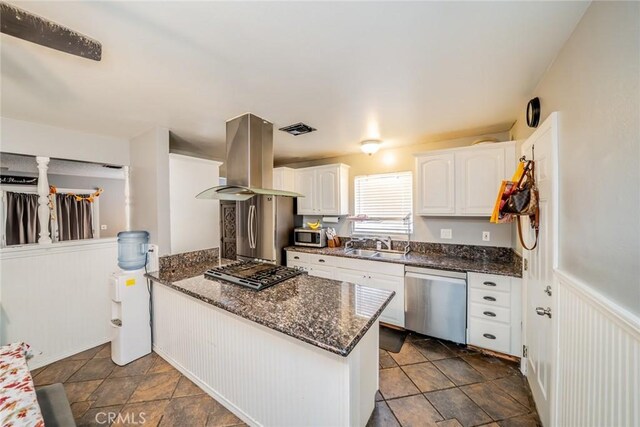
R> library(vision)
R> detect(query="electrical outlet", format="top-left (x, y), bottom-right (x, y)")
top-left (440, 229), bottom-right (452, 239)
top-left (101, 224), bottom-right (108, 230)
top-left (482, 231), bottom-right (490, 242)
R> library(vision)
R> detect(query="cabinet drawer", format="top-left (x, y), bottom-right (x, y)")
top-left (468, 319), bottom-right (511, 354)
top-left (309, 264), bottom-right (335, 280)
top-left (335, 257), bottom-right (404, 277)
top-left (287, 251), bottom-right (309, 265)
top-left (469, 302), bottom-right (510, 324)
top-left (306, 253), bottom-right (338, 266)
top-left (469, 288), bottom-right (511, 308)
top-left (287, 260), bottom-right (310, 271)
top-left (468, 272), bottom-right (511, 293)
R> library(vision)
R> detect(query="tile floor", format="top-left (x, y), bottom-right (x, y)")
top-left (31, 343), bottom-right (246, 427)
top-left (32, 334), bottom-right (540, 427)
top-left (370, 332), bottom-right (542, 427)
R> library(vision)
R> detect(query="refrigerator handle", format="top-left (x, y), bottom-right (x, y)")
top-left (247, 205), bottom-right (254, 249)
top-left (249, 205), bottom-right (256, 249)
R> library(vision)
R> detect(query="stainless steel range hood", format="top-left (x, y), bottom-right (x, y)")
top-left (196, 113), bottom-right (303, 201)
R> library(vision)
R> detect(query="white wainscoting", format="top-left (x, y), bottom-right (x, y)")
top-left (152, 283), bottom-right (378, 427)
top-left (0, 239), bottom-right (117, 369)
top-left (555, 270), bottom-right (639, 427)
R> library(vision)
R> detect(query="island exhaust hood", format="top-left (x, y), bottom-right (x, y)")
top-left (196, 113), bottom-right (303, 201)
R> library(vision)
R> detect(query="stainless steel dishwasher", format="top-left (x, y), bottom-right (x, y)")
top-left (405, 266), bottom-right (467, 344)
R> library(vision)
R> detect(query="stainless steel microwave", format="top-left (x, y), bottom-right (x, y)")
top-left (294, 228), bottom-right (327, 247)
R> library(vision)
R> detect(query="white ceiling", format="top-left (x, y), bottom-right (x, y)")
top-left (1, 1), bottom-right (589, 163)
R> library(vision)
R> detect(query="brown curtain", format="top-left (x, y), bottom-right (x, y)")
top-left (55, 193), bottom-right (94, 241)
top-left (5, 192), bottom-right (41, 246)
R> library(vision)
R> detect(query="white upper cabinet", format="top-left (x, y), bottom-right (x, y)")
top-left (415, 141), bottom-right (516, 216)
top-left (273, 167), bottom-right (296, 192)
top-left (416, 153), bottom-right (455, 214)
top-left (455, 147), bottom-right (505, 215)
top-left (294, 164), bottom-right (349, 215)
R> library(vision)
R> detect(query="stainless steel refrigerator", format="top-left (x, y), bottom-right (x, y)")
top-left (236, 195), bottom-right (294, 265)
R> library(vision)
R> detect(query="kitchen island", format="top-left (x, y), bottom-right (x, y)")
top-left (146, 255), bottom-right (393, 427)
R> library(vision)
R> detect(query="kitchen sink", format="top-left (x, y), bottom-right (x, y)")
top-left (345, 249), bottom-right (379, 257)
top-left (345, 248), bottom-right (406, 260)
top-left (373, 251), bottom-right (407, 260)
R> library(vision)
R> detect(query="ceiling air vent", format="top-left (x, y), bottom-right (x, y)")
top-left (279, 122), bottom-right (316, 136)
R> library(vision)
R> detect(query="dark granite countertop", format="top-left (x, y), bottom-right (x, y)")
top-left (284, 244), bottom-right (522, 278)
top-left (146, 258), bottom-right (394, 357)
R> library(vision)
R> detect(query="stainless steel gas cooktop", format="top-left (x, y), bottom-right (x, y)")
top-left (204, 260), bottom-right (304, 291)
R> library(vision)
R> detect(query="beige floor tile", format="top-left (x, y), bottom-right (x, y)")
top-left (128, 372), bottom-right (180, 403)
top-left (114, 399), bottom-right (170, 427)
top-left (68, 358), bottom-right (117, 382)
top-left (436, 419), bottom-right (463, 427)
top-left (380, 350), bottom-right (399, 369)
top-left (34, 359), bottom-right (87, 385)
top-left (148, 356), bottom-right (178, 374)
top-left (89, 376), bottom-right (142, 407)
top-left (425, 388), bottom-right (492, 427)
top-left (388, 342), bottom-right (427, 366)
top-left (63, 379), bottom-right (104, 403)
top-left (462, 354), bottom-right (519, 380)
top-left (432, 358), bottom-right (485, 386)
top-left (387, 394), bottom-right (443, 427)
top-left (411, 339), bottom-right (456, 361)
top-left (461, 383), bottom-right (529, 421)
top-left (173, 376), bottom-right (206, 398)
top-left (379, 367), bottom-right (420, 399)
top-left (76, 405), bottom-right (123, 427)
top-left (498, 414), bottom-right (541, 427)
top-left (110, 353), bottom-right (156, 378)
top-left (492, 376), bottom-right (533, 409)
top-left (403, 362), bottom-right (455, 392)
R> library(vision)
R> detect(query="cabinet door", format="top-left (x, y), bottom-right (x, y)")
top-left (273, 168), bottom-right (284, 191)
top-left (309, 264), bottom-right (335, 280)
top-left (335, 268), bottom-right (368, 285)
top-left (367, 272), bottom-right (405, 327)
top-left (294, 169), bottom-right (316, 215)
top-left (455, 147), bottom-right (505, 215)
top-left (416, 154), bottom-right (455, 215)
top-left (316, 166), bottom-right (340, 215)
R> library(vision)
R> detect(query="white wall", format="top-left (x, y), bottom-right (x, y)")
top-left (510, 1), bottom-right (640, 316)
top-left (283, 132), bottom-right (514, 247)
top-left (169, 154), bottom-right (221, 254)
top-left (129, 128), bottom-right (172, 255)
top-left (0, 240), bottom-right (117, 369)
top-left (0, 117), bottom-right (130, 165)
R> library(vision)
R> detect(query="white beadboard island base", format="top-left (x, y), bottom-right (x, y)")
top-left (152, 282), bottom-right (379, 427)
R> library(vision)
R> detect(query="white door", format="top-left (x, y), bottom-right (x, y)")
top-left (294, 169), bottom-right (316, 215)
top-left (316, 166), bottom-right (339, 215)
top-left (522, 113), bottom-right (558, 427)
top-left (416, 153), bottom-right (455, 215)
top-left (455, 147), bottom-right (505, 215)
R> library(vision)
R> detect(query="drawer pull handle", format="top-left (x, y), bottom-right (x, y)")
top-left (483, 281), bottom-right (497, 287)
top-left (483, 296), bottom-right (496, 302)
top-left (294, 256), bottom-right (300, 260)
top-left (483, 311), bottom-right (496, 317)
top-left (483, 333), bottom-right (496, 340)
top-left (319, 259), bottom-right (325, 263)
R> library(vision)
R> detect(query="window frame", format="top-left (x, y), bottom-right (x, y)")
top-left (352, 171), bottom-right (413, 236)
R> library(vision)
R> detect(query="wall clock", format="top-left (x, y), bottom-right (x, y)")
top-left (526, 97), bottom-right (541, 128)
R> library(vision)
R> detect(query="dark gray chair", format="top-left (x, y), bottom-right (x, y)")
top-left (35, 383), bottom-right (76, 427)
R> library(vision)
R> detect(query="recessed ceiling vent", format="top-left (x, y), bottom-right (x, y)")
top-left (279, 122), bottom-right (316, 136)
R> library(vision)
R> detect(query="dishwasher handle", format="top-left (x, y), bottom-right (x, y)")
top-left (405, 272), bottom-right (467, 285)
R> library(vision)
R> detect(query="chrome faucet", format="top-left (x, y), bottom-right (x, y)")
top-left (374, 236), bottom-right (392, 251)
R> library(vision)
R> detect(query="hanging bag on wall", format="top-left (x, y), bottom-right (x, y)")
top-left (501, 159), bottom-right (540, 250)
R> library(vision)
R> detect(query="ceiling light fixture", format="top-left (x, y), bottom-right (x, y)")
top-left (361, 139), bottom-right (382, 155)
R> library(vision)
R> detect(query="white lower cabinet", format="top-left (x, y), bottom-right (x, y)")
top-left (286, 251), bottom-right (405, 327)
top-left (467, 272), bottom-right (522, 357)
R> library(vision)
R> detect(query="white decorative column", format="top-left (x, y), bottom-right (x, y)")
top-left (124, 165), bottom-right (131, 231)
top-left (36, 156), bottom-right (52, 244)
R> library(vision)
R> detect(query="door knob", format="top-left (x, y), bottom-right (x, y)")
top-left (535, 307), bottom-right (552, 318)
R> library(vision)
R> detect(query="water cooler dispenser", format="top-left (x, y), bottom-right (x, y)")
top-left (110, 231), bottom-right (158, 366)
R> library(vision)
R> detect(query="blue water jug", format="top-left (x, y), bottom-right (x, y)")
top-left (117, 231), bottom-right (150, 270)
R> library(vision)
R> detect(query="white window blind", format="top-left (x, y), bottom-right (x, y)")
top-left (354, 171), bottom-right (412, 235)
